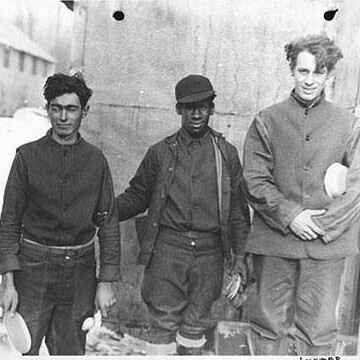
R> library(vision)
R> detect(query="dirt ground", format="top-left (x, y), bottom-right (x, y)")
top-left (85, 325), bottom-right (147, 356)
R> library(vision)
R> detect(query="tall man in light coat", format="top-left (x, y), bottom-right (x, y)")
top-left (243, 34), bottom-right (360, 355)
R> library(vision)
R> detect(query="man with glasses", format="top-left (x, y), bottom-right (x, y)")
top-left (0, 72), bottom-right (120, 355)
top-left (114, 75), bottom-right (250, 355)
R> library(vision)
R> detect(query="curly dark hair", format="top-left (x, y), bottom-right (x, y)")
top-left (43, 72), bottom-right (92, 108)
top-left (284, 34), bottom-right (343, 72)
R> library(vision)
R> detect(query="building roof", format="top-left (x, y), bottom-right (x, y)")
top-left (0, 19), bottom-right (56, 63)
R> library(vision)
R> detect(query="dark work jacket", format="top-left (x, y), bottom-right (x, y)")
top-left (116, 128), bottom-right (251, 267)
top-left (0, 131), bottom-right (121, 281)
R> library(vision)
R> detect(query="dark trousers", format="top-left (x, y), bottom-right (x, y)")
top-left (247, 254), bottom-right (345, 355)
top-left (14, 239), bottom-right (96, 355)
top-left (141, 228), bottom-right (224, 345)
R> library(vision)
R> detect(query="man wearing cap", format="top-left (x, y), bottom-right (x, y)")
top-left (0, 73), bottom-right (120, 355)
top-left (243, 34), bottom-right (360, 355)
top-left (115, 74), bottom-right (250, 355)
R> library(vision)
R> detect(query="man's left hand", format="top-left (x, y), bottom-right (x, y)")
top-left (95, 282), bottom-right (116, 318)
top-left (230, 254), bottom-right (248, 284)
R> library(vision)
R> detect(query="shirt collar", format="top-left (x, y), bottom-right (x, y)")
top-left (291, 89), bottom-right (325, 110)
top-left (179, 127), bottom-right (210, 148)
top-left (46, 129), bottom-right (83, 147)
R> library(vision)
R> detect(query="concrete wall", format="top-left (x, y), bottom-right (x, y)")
top-left (72, 0), bottom-right (360, 335)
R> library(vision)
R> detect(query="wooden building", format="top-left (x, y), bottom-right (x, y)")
top-left (0, 18), bottom-right (56, 116)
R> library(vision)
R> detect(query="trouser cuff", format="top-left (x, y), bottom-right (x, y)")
top-left (146, 341), bottom-right (177, 355)
top-left (176, 333), bottom-right (206, 348)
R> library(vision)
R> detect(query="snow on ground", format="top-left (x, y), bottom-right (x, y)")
top-left (86, 325), bottom-right (147, 356)
top-left (0, 108), bottom-right (51, 211)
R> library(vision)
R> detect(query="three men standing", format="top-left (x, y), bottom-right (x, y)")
top-left (243, 35), bottom-right (360, 355)
top-left (1, 35), bottom-right (359, 358)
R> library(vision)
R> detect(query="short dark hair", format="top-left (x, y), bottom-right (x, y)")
top-left (284, 34), bottom-right (343, 72)
top-left (43, 72), bottom-right (92, 108)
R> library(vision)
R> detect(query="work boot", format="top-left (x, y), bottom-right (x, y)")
top-left (177, 345), bottom-right (203, 355)
top-left (250, 331), bottom-right (280, 355)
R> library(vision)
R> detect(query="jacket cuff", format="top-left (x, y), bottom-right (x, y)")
top-left (0, 255), bottom-right (21, 274)
top-left (284, 205), bottom-right (304, 230)
top-left (312, 218), bottom-right (330, 243)
top-left (321, 234), bottom-right (332, 244)
top-left (98, 265), bottom-right (121, 282)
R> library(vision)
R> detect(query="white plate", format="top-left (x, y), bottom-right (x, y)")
top-left (324, 163), bottom-right (348, 199)
top-left (4, 312), bottom-right (31, 354)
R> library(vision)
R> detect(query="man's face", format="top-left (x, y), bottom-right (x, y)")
top-left (293, 51), bottom-right (329, 102)
top-left (47, 93), bottom-right (87, 144)
top-left (176, 99), bottom-right (214, 138)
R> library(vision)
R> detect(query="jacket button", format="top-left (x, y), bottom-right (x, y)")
top-left (168, 167), bottom-right (173, 172)
top-left (303, 165), bottom-right (311, 171)
top-left (152, 222), bottom-right (158, 227)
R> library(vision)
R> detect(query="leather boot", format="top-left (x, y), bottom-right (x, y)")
top-left (177, 344), bottom-right (204, 355)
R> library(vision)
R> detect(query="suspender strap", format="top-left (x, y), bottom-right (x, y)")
top-left (211, 135), bottom-right (222, 215)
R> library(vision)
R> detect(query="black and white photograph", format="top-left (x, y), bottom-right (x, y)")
top-left (0, 0), bottom-right (360, 358)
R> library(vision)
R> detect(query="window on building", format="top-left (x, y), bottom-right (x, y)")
top-left (43, 61), bottom-right (48, 77)
top-left (32, 57), bottom-right (37, 75)
top-left (3, 46), bottom-right (10, 68)
top-left (19, 52), bottom-right (25, 72)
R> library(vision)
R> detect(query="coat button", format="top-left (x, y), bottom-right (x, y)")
top-left (191, 240), bottom-right (196, 246)
top-left (303, 165), bottom-right (311, 171)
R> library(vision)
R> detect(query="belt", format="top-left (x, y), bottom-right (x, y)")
top-left (160, 227), bottom-right (220, 240)
top-left (159, 227), bottom-right (221, 252)
top-left (21, 237), bottom-right (95, 256)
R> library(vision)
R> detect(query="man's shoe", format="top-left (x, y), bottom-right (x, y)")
top-left (177, 344), bottom-right (203, 355)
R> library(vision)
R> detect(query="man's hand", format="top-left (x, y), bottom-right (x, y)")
top-left (95, 282), bottom-right (116, 318)
top-left (230, 254), bottom-right (248, 284)
top-left (1, 272), bottom-right (18, 317)
top-left (290, 209), bottom-right (326, 240)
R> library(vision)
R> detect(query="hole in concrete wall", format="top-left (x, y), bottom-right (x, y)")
top-left (113, 11), bottom-right (125, 21)
top-left (324, 9), bottom-right (338, 21)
